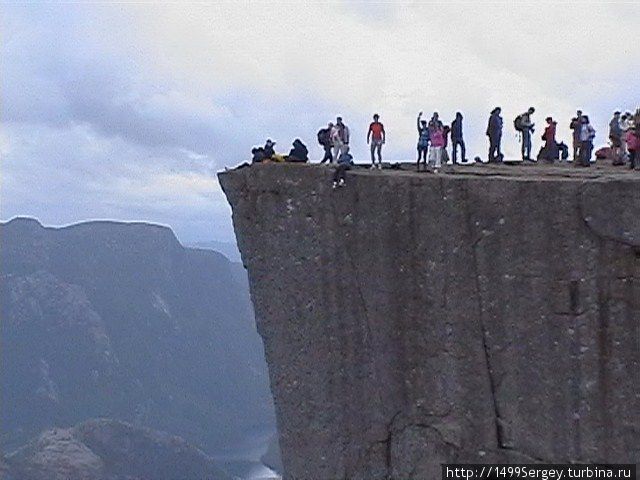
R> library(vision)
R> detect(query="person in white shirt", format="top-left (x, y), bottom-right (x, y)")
top-left (332, 116), bottom-right (350, 162)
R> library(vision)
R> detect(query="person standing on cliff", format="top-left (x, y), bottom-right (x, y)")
top-left (487, 107), bottom-right (503, 162)
top-left (416, 112), bottom-right (430, 171)
top-left (367, 114), bottom-right (385, 170)
top-left (442, 124), bottom-right (452, 165)
top-left (428, 112), bottom-right (443, 130)
top-left (428, 120), bottom-right (445, 171)
top-left (609, 111), bottom-right (623, 165)
top-left (539, 117), bottom-right (558, 162)
top-left (516, 107), bottom-right (535, 161)
top-left (569, 110), bottom-right (583, 162)
top-left (578, 115), bottom-right (596, 167)
top-left (451, 112), bottom-right (466, 164)
top-left (332, 117), bottom-right (350, 162)
top-left (318, 122), bottom-right (334, 164)
top-left (626, 128), bottom-right (638, 170)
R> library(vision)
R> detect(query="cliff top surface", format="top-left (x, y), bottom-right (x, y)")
top-left (221, 161), bottom-right (639, 184)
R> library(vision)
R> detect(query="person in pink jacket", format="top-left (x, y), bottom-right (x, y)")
top-left (428, 122), bottom-right (445, 170)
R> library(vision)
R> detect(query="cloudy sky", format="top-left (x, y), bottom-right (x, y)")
top-left (2, 1), bottom-right (639, 244)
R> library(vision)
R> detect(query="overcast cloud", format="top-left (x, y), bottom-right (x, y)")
top-left (2, 1), bottom-right (639, 243)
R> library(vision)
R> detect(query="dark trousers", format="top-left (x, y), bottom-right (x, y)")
top-left (489, 136), bottom-right (502, 162)
top-left (629, 149), bottom-right (637, 169)
top-left (521, 129), bottom-right (532, 159)
top-left (452, 138), bottom-right (465, 163)
top-left (321, 145), bottom-right (333, 163)
top-left (417, 146), bottom-right (428, 166)
top-left (333, 163), bottom-right (350, 183)
top-left (580, 141), bottom-right (592, 166)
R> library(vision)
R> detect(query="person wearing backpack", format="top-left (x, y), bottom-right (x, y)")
top-left (451, 112), bottom-right (466, 164)
top-left (486, 107), bottom-right (503, 163)
top-left (515, 107), bottom-right (535, 161)
top-left (318, 122), bottom-right (334, 164)
top-left (367, 113), bottom-right (385, 170)
top-left (569, 110), bottom-right (583, 161)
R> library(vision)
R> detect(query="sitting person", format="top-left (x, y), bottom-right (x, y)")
top-left (251, 147), bottom-right (266, 163)
top-left (263, 139), bottom-right (276, 159)
top-left (262, 139), bottom-right (286, 162)
top-left (286, 139), bottom-right (309, 162)
top-left (333, 146), bottom-right (354, 189)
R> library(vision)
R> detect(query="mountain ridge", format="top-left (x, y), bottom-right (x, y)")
top-left (1, 216), bottom-right (276, 459)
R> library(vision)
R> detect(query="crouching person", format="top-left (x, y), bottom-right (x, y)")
top-left (333, 146), bottom-right (354, 189)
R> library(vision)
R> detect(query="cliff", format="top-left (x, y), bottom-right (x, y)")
top-left (219, 163), bottom-right (640, 479)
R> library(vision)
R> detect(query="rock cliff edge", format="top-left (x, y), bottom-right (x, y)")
top-left (219, 163), bottom-right (640, 479)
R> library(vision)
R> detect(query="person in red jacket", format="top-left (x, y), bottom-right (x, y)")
top-left (539, 116), bottom-right (558, 162)
top-left (367, 114), bottom-right (385, 170)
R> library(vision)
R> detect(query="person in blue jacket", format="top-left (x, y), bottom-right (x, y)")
top-left (416, 112), bottom-right (430, 171)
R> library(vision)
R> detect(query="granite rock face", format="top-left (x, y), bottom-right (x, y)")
top-left (219, 163), bottom-right (640, 479)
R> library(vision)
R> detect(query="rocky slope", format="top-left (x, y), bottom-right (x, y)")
top-left (1, 217), bottom-right (275, 457)
top-left (219, 163), bottom-right (640, 479)
top-left (3, 419), bottom-right (232, 480)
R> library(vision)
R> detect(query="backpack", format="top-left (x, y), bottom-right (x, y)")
top-left (514, 115), bottom-right (524, 131)
top-left (317, 128), bottom-right (330, 146)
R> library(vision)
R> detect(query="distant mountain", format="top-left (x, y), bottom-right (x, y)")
top-left (3, 418), bottom-right (233, 480)
top-left (0, 217), bottom-right (276, 459)
top-left (189, 240), bottom-right (242, 262)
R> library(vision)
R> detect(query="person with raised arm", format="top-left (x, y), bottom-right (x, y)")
top-left (416, 112), bottom-right (430, 171)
